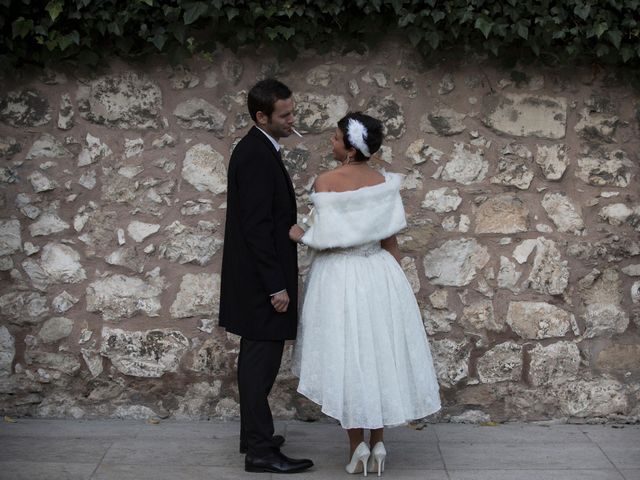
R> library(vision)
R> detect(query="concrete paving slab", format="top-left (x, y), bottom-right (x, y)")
top-left (439, 441), bottom-right (613, 470)
top-left (0, 419), bottom-right (141, 438)
top-left (597, 442), bottom-right (640, 470)
top-left (92, 464), bottom-right (262, 480)
top-left (380, 424), bottom-right (439, 443)
top-left (272, 467), bottom-right (448, 479)
top-left (283, 421), bottom-right (344, 444)
top-left (102, 437), bottom-right (241, 467)
top-left (0, 461), bottom-right (96, 480)
top-left (135, 421), bottom-right (219, 439)
top-left (0, 419), bottom-right (637, 480)
top-left (621, 469), bottom-right (640, 480)
top-left (448, 470), bottom-right (626, 480)
top-left (434, 423), bottom-right (590, 444)
top-left (0, 437), bottom-right (112, 464)
top-left (580, 425), bottom-right (640, 444)
top-left (280, 440), bottom-right (444, 470)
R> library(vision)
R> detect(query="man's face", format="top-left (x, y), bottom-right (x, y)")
top-left (258, 97), bottom-right (295, 140)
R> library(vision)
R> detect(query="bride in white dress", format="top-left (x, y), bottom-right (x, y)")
top-left (289, 112), bottom-right (441, 476)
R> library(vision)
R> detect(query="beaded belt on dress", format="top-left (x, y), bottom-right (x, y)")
top-left (323, 242), bottom-right (382, 257)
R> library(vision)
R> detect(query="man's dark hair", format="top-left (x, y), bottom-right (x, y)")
top-left (247, 78), bottom-right (292, 122)
top-left (337, 112), bottom-right (384, 162)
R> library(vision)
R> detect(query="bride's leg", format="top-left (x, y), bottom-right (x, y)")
top-left (369, 427), bottom-right (384, 446)
top-left (368, 428), bottom-right (386, 474)
top-left (347, 428), bottom-right (365, 455)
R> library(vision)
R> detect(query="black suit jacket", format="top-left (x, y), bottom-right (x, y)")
top-left (219, 126), bottom-right (298, 340)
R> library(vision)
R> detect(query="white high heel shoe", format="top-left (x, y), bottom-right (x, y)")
top-left (367, 442), bottom-right (386, 476)
top-left (345, 442), bottom-right (371, 475)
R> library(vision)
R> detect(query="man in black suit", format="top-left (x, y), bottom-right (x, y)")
top-left (219, 79), bottom-right (313, 474)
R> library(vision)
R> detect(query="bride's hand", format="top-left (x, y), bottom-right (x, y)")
top-left (289, 225), bottom-right (305, 243)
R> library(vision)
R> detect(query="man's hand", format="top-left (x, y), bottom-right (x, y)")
top-left (271, 290), bottom-right (289, 313)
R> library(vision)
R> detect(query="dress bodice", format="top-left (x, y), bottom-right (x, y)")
top-left (301, 171), bottom-right (407, 250)
top-left (321, 241), bottom-right (382, 257)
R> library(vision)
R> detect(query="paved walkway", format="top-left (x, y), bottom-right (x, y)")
top-left (0, 419), bottom-right (638, 479)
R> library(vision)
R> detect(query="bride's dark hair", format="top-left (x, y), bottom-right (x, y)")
top-left (337, 112), bottom-right (383, 162)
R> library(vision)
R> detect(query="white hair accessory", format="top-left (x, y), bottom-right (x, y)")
top-left (346, 118), bottom-right (370, 158)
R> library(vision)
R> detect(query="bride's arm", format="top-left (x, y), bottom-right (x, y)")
top-left (381, 235), bottom-right (401, 264)
top-left (290, 174), bottom-right (331, 243)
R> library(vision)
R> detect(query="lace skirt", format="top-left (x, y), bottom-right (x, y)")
top-left (291, 242), bottom-right (441, 429)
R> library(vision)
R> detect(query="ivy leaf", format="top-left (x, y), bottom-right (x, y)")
top-left (594, 22), bottom-right (608, 38)
top-left (58, 32), bottom-right (77, 51)
top-left (226, 7), bottom-right (239, 21)
top-left (150, 31), bottom-right (167, 50)
top-left (460, 9), bottom-right (473, 24)
top-left (574, 4), bottom-right (590, 20)
top-left (45, 0), bottom-right (64, 21)
top-left (425, 31), bottom-right (440, 49)
top-left (107, 21), bottom-right (122, 36)
top-left (485, 38), bottom-right (500, 56)
top-left (398, 13), bottom-right (416, 27)
top-left (475, 17), bottom-right (493, 38)
top-left (531, 41), bottom-right (540, 56)
top-left (407, 27), bottom-right (423, 47)
top-left (170, 22), bottom-right (186, 43)
top-left (11, 17), bottom-right (33, 38)
top-left (280, 26), bottom-right (295, 40)
top-left (431, 10), bottom-right (445, 24)
top-left (45, 34), bottom-right (58, 51)
top-left (607, 29), bottom-right (622, 49)
top-left (183, 2), bottom-right (208, 25)
top-left (265, 26), bottom-right (278, 40)
top-left (516, 22), bottom-right (528, 39)
top-left (595, 43), bottom-right (610, 57)
top-left (494, 22), bottom-right (508, 37)
top-left (389, 0), bottom-right (403, 14)
top-left (552, 29), bottom-right (566, 39)
top-left (139, 0), bottom-right (153, 5)
top-left (620, 46), bottom-right (634, 62)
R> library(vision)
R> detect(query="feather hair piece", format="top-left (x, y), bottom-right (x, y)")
top-left (346, 118), bottom-right (371, 157)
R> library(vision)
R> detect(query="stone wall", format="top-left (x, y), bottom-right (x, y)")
top-left (1, 41), bottom-right (639, 422)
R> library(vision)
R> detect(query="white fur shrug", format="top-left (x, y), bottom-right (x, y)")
top-left (301, 172), bottom-right (407, 250)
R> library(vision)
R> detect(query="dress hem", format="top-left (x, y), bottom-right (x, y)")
top-left (296, 385), bottom-right (442, 430)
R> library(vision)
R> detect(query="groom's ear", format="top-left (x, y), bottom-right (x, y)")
top-left (255, 110), bottom-right (268, 127)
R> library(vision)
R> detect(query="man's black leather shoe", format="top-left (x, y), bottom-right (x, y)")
top-left (239, 434), bottom-right (285, 454)
top-left (245, 450), bottom-right (313, 474)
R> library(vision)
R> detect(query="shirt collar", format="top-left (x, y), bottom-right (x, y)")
top-left (256, 126), bottom-right (281, 152)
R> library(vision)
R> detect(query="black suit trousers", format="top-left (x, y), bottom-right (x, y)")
top-left (238, 337), bottom-right (285, 456)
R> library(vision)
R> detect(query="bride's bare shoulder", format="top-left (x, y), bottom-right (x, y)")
top-left (313, 171), bottom-right (338, 193)
top-left (314, 167), bottom-right (387, 193)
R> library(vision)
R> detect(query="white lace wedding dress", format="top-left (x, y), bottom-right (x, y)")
top-left (291, 172), bottom-right (441, 429)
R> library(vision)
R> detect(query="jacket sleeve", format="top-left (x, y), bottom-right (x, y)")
top-left (235, 149), bottom-right (287, 295)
